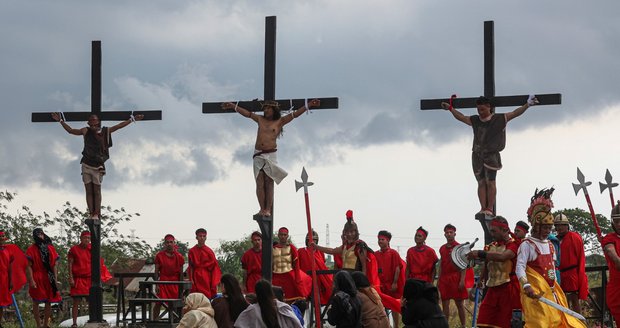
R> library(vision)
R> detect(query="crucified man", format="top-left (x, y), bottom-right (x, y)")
top-left (51, 112), bottom-right (143, 221)
top-left (221, 99), bottom-right (320, 216)
top-left (441, 95), bottom-right (538, 215)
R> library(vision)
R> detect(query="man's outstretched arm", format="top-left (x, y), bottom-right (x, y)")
top-left (109, 114), bottom-right (144, 133)
top-left (221, 102), bottom-right (259, 123)
top-left (281, 99), bottom-right (320, 125)
top-left (441, 102), bottom-right (472, 126)
top-left (52, 112), bottom-right (85, 135)
top-left (506, 95), bottom-right (538, 122)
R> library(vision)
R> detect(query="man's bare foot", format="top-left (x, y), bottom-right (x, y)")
top-left (263, 210), bottom-right (271, 217)
top-left (479, 208), bottom-right (494, 216)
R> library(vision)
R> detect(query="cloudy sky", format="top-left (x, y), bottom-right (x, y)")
top-left (2, 0), bottom-right (620, 255)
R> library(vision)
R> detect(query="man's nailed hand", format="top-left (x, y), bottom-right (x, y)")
top-left (221, 102), bottom-right (234, 110)
top-left (440, 102), bottom-right (451, 110)
top-left (527, 95), bottom-right (539, 106)
top-left (308, 99), bottom-right (320, 108)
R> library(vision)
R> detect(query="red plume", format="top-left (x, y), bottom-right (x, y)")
top-left (346, 210), bottom-right (353, 220)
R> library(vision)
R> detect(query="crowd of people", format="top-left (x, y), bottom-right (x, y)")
top-left (3, 195), bottom-right (620, 327)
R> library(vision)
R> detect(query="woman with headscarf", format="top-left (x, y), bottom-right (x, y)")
top-left (26, 228), bottom-right (61, 328)
top-left (234, 279), bottom-right (302, 328)
top-left (212, 273), bottom-right (248, 328)
top-left (401, 279), bottom-right (448, 328)
top-left (177, 293), bottom-right (218, 328)
top-left (350, 272), bottom-right (389, 328)
top-left (327, 271), bottom-right (362, 328)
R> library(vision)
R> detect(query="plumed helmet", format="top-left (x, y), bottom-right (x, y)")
top-left (343, 210), bottom-right (359, 236)
top-left (554, 213), bottom-right (570, 225)
top-left (527, 188), bottom-right (555, 226)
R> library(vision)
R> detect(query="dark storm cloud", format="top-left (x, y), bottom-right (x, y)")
top-left (2, 0), bottom-right (620, 190)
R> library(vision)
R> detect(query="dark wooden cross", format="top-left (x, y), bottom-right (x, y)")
top-left (420, 21), bottom-right (562, 244)
top-left (31, 41), bottom-right (162, 324)
top-left (203, 16), bottom-right (339, 281)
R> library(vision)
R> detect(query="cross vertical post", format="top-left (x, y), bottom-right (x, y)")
top-left (29, 41), bottom-right (163, 325)
top-left (420, 21), bottom-right (562, 245)
top-left (202, 16), bottom-right (339, 282)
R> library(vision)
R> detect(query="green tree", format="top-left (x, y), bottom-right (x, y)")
top-left (0, 191), bottom-right (152, 296)
top-left (216, 235), bottom-right (253, 283)
top-left (553, 208), bottom-right (611, 254)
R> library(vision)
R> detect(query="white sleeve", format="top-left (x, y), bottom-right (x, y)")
top-left (516, 241), bottom-right (536, 282)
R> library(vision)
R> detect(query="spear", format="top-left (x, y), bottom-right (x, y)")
top-left (599, 169), bottom-right (618, 209)
top-left (295, 167), bottom-right (322, 328)
top-left (572, 167), bottom-right (603, 240)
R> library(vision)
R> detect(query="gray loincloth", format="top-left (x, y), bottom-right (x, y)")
top-left (253, 150), bottom-right (288, 184)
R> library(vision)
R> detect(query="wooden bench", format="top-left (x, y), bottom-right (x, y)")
top-left (128, 298), bottom-right (184, 325)
top-left (127, 280), bottom-right (192, 326)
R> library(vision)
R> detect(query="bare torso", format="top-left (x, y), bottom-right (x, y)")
top-left (255, 117), bottom-right (282, 150)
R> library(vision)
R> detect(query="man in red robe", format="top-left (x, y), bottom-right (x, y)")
top-left (0, 230), bottom-right (27, 327)
top-left (153, 234), bottom-right (185, 318)
top-left (68, 231), bottom-right (112, 327)
top-left (603, 201), bottom-right (620, 326)
top-left (467, 216), bottom-right (521, 328)
top-left (188, 228), bottom-right (221, 298)
top-left (554, 213), bottom-right (588, 314)
top-left (514, 220), bottom-right (530, 246)
top-left (271, 227), bottom-right (311, 301)
top-left (26, 228), bottom-right (61, 328)
top-left (0, 230), bottom-right (14, 326)
top-left (298, 230), bottom-right (333, 305)
top-left (241, 231), bottom-right (262, 293)
top-left (375, 230), bottom-right (404, 327)
top-left (405, 226), bottom-right (438, 283)
top-left (438, 224), bottom-right (471, 328)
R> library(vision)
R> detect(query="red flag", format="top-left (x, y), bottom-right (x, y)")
top-left (101, 258), bottom-right (113, 283)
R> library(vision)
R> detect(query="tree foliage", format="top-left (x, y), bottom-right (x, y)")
top-left (0, 191), bottom-right (152, 293)
top-left (216, 235), bottom-right (253, 283)
top-left (553, 208), bottom-right (611, 254)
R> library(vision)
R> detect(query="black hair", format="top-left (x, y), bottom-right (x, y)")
top-left (350, 271), bottom-right (371, 288)
top-left (195, 228), bottom-right (207, 235)
top-left (377, 230), bottom-right (392, 240)
top-left (220, 273), bottom-right (248, 322)
top-left (255, 280), bottom-right (280, 328)
top-left (516, 220), bottom-right (530, 232)
top-left (443, 224), bottom-right (456, 232)
top-left (332, 271), bottom-right (357, 297)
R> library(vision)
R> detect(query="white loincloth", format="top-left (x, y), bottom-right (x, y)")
top-left (253, 150), bottom-right (288, 184)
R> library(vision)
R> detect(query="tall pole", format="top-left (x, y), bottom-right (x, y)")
top-left (295, 167), bottom-right (322, 328)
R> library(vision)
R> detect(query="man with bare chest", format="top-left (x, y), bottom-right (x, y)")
top-left (222, 99), bottom-right (320, 216)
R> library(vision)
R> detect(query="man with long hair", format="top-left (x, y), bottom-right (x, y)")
top-left (26, 228), bottom-right (61, 328)
top-left (221, 99), bottom-right (320, 216)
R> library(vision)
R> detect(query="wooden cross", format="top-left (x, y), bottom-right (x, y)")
top-left (203, 16), bottom-right (339, 281)
top-left (420, 21), bottom-right (562, 244)
top-left (31, 41), bottom-right (162, 122)
top-left (30, 41), bottom-right (162, 324)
